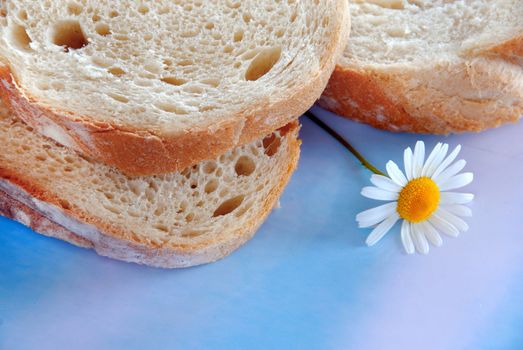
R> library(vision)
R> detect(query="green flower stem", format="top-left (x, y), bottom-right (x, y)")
top-left (306, 111), bottom-right (386, 176)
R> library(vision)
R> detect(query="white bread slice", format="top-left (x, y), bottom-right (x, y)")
top-left (0, 0), bottom-right (349, 175)
top-left (319, 0), bottom-right (523, 134)
top-left (0, 102), bottom-right (300, 268)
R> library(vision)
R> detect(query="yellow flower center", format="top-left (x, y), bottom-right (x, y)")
top-left (397, 177), bottom-right (440, 223)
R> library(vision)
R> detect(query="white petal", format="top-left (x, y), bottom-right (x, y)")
top-left (429, 214), bottom-right (460, 237)
top-left (386, 161), bottom-right (408, 186)
top-left (424, 143), bottom-right (449, 177)
top-left (433, 159), bottom-right (467, 185)
top-left (418, 221), bottom-right (443, 247)
top-left (440, 192), bottom-right (475, 204)
top-left (411, 223), bottom-right (429, 254)
top-left (431, 144), bottom-right (461, 179)
top-left (400, 220), bottom-right (415, 254)
top-left (356, 202), bottom-right (398, 228)
top-left (421, 143), bottom-right (442, 177)
top-left (403, 147), bottom-right (414, 180)
top-left (365, 213), bottom-right (399, 246)
top-left (412, 141), bottom-right (425, 178)
top-left (361, 186), bottom-right (399, 201)
top-left (439, 173), bottom-right (474, 191)
top-left (436, 207), bottom-right (469, 232)
top-left (370, 174), bottom-right (402, 193)
top-left (443, 204), bottom-right (472, 217)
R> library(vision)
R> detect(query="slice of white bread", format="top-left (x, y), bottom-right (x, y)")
top-left (0, 101), bottom-right (300, 268)
top-left (0, 0), bottom-right (349, 175)
top-left (319, 0), bottom-right (523, 134)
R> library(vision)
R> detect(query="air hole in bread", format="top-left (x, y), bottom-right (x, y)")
top-left (242, 49), bottom-right (260, 60)
top-left (138, 5), bottom-right (149, 14)
top-left (203, 162), bottom-right (217, 174)
top-left (205, 22), bottom-right (214, 30)
top-left (235, 156), bottom-right (255, 176)
top-left (109, 10), bottom-right (119, 18)
top-left (114, 34), bottom-right (129, 41)
top-left (58, 199), bottom-right (71, 210)
top-left (226, 1), bottom-right (241, 9)
top-left (103, 204), bottom-right (120, 215)
top-left (204, 179), bottom-right (218, 193)
top-left (160, 76), bottom-right (187, 86)
top-left (17, 10), bottom-right (28, 20)
top-left (95, 23), bottom-right (111, 36)
top-left (290, 10), bottom-right (298, 23)
top-left (213, 195), bottom-right (244, 217)
top-left (245, 47), bottom-right (281, 81)
top-left (235, 202), bottom-right (253, 217)
top-left (154, 206), bottom-right (166, 216)
top-left (108, 67), bottom-right (126, 76)
top-left (67, 2), bottom-right (83, 15)
top-left (92, 56), bottom-right (113, 68)
top-left (108, 93), bottom-right (129, 103)
top-left (177, 59), bottom-right (193, 67)
top-left (262, 133), bottom-right (281, 156)
top-left (183, 85), bottom-right (203, 94)
top-left (51, 81), bottom-right (65, 90)
top-left (155, 102), bottom-right (188, 114)
top-left (9, 25), bottom-right (32, 52)
top-left (233, 30), bottom-right (244, 42)
top-left (153, 224), bottom-right (169, 233)
top-left (185, 213), bottom-right (194, 222)
top-left (92, 14), bottom-right (100, 22)
top-left (181, 30), bottom-right (199, 38)
top-left (181, 230), bottom-right (203, 238)
top-left (275, 28), bottom-right (285, 38)
top-left (51, 20), bottom-right (88, 51)
top-left (243, 13), bottom-right (252, 23)
top-left (200, 79), bottom-right (220, 88)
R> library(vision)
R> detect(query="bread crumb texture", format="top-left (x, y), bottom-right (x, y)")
top-left (0, 100), bottom-right (299, 249)
top-left (0, 0), bottom-right (342, 130)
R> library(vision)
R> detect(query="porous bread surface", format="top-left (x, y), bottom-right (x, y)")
top-left (0, 101), bottom-right (300, 267)
top-left (0, 1), bottom-right (348, 138)
top-left (345, 0), bottom-right (522, 65)
top-left (320, 0), bottom-right (523, 134)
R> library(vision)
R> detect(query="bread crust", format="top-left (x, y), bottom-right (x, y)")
top-left (0, 0), bottom-right (349, 175)
top-left (0, 123), bottom-right (301, 268)
top-left (320, 36), bottom-right (523, 134)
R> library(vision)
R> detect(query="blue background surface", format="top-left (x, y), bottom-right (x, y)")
top-left (1, 107), bottom-right (523, 350)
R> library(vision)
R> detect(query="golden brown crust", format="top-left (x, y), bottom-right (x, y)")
top-left (0, 1), bottom-right (349, 175)
top-left (0, 122), bottom-right (301, 268)
top-left (320, 54), bottom-right (523, 134)
top-left (482, 33), bottom-right (523, 64)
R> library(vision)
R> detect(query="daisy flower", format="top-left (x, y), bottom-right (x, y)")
top-left (356, 141), bottom-right (474, 254)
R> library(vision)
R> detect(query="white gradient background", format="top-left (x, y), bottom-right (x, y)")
top-left (1, 107), bottom-right (522, 350)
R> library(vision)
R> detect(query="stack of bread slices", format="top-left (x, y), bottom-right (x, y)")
top-left (1, 0), bottom-right (521, 268)
top-left (0, 0), bottom-right (350, 267)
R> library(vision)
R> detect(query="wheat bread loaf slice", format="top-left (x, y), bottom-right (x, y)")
top-left (0, 102), bottom-right (300, 268)
top-left (0, 0), bottom-right (348, 175)
top-left (319, 0), bottom-right (523, 134)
